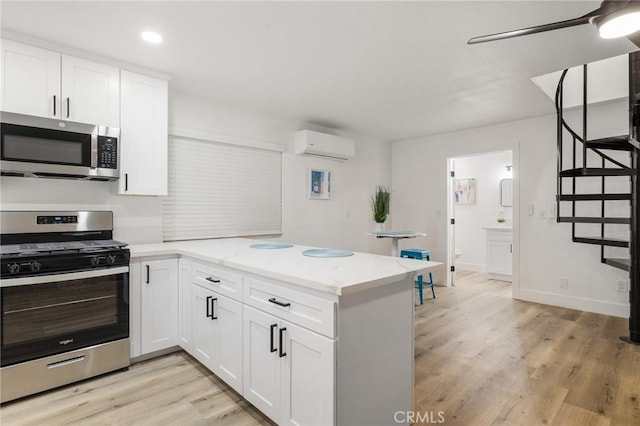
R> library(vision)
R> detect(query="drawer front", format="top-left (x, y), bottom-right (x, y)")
top-left (192, 261), bottom-right (243, 302)
top-left (487, 231), bottom-right (512, 242)
top-left (243, 276), bottom-right (335, 338)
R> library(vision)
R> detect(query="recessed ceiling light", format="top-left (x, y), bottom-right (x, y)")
top-left (141, 31), bottom-right (163, 44)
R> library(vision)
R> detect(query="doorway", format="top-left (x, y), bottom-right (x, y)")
top-left (447, 150), bottom-right (518, 291)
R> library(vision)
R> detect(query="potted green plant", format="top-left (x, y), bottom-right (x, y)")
top-left (371, 186), bottom-right (390, 232)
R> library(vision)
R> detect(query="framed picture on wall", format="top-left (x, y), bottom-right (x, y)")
top-left (308, 169), bottom-right (331, 200)
top-left (454, 178), bottom-right (476, 204)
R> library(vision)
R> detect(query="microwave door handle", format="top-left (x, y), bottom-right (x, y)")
top-left (90, 134), bottom-right (98, 169)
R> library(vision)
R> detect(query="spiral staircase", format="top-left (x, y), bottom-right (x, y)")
top-left (555, 51), bottom-right (639, 345)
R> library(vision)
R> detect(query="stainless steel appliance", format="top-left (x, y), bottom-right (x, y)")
top-left (0, 112), bottom-right (119, 181)
top-left (0, 211), bottom-right (130, 403)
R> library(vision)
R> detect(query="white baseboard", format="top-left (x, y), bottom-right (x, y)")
top-left (516, 288), bottom-right (629, 318)
top-left (455, 262), bottom-right (484, 273)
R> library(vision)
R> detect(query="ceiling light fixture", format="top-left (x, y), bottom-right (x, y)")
top-left (597, 3), bottom-right (640, 39)
top-left (141, 31), bottom-right (163, 44)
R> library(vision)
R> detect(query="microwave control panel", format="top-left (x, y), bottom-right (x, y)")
top-left (97, 136), bottom-right (118, 169)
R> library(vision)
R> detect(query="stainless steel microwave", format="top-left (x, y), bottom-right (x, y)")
top-left (0, 112), bottom-right (120, 181)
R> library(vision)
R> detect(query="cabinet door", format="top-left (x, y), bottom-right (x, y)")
top-left (212, 294), bottom-right (243, 394)
top-left (178, 259), bottom-right (192, 353)
top-left (141, 259), bottom-right (178, 354)
top-left (1, 39), bottom-right (60, 118)
top-left (191, 284), bottom-right (216, 370)
top-left (243, 305), bottom-right (281, 423)
top-left (280, 321), bottom-right (335, 426)
top-left (487, 239), bottom-right (512, 276)
top-left (61, 55), bottom-right (119, 127)
top-left (119, 70), bottom-right (168, 196)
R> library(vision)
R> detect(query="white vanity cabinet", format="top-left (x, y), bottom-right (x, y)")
top-left (118, 70), bottom-right (168, 196)
top-left (484, 227), bottom-right (513, 282)
top-left (1, 38), bottom-right (119, 126)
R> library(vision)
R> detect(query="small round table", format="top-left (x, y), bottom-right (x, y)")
top-left (369, 231), bottom-right (427, 256)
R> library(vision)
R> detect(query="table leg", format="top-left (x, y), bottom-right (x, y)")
top-left (391, 239), bottom-right (399, 257)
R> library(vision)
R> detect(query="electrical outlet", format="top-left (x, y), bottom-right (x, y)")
top-left (559, 277), bottom-right (569, 289)
top-left (539, 209), bottom-right (547, 219)
top-left (528, 204), bottom-right (535, 216)
top-left (618, 280), bottom-right (629, 292)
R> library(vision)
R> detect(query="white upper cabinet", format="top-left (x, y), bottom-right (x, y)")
top-left (118, 70), bottom-right (168, 196)
top-left (61, 55), bottom-right (119, 127)
top-left (1, 39), bottom-right (60, 118)
top-left (1, 39), bottom-right (119, 127)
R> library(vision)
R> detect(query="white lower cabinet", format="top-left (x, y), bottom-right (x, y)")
top-left (243, 305), bottom-right (335, 426)
top-left (140, 259), bottom-right (178, 355)
top-left (191, 283), bottom-right (243, 393)
top-left (485, 228), bottom-right (513, 282)
top-left (178, 259), bottom-right (193, 353)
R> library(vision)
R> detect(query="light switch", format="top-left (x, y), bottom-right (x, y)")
top-left (528, 204), bottom-right (535, 216)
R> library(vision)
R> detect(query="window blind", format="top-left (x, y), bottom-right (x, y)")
top-left (163, 136), bottom-right (282, 241)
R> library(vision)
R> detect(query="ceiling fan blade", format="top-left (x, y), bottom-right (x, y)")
top-left (626, 31), bottom-right (640, 48)
top-left (468, 15), bottom-right (597, 45)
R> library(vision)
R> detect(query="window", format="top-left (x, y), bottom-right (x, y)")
top-left (163, 136), bottom-right (282, 241)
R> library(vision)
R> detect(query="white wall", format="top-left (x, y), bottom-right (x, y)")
top-left (170, 91), bottom-right (392, 254)
top-left (1, 89), bottom-right (392, 254)
top-left (392, 99), bottom-right (630, 318)
top-left (453, 151), bottom-right (512, 272)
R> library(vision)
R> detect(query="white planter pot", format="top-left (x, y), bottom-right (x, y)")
top-left (374, 222), bottom-right (385, 232)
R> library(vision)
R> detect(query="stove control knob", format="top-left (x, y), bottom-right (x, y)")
top-left (8, 263), bottom-right (20, 274)
top-left (107, 254), bottom-right (117, 265)
top-left (90, 256), bottom-right (100, 267)
top-left (30, 261), bottom-right (41, 272)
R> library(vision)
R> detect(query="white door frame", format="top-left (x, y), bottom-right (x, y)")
top-left (445, 146), bottom-right (520, 300)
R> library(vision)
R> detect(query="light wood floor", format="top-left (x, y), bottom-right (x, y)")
top-left (1, 272), bottom-right (639, 425)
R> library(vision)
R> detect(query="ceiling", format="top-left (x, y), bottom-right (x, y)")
top-left (1, 1), bottom-right (637, 141)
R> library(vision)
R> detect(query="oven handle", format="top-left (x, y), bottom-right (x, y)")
top-left (0, 266), bottom-right (129, 287)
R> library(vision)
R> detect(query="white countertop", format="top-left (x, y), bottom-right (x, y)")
top-left (129, 238), bottom-right (443, 296)
top-left (482, 226), bottom-right (512, 231)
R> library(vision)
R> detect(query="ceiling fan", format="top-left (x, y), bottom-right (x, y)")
top-left (468, 0), bottom-right (640, 47)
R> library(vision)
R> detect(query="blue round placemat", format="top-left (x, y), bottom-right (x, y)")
top-left (250, 243), bottom-right (294, 249)
top-left (302, 249), bottom-right (354, 258)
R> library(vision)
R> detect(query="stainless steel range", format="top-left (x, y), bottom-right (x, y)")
top-left (0, 211), bottom-right (130, 403)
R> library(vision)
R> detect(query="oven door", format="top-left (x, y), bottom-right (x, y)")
top-left (1, 267), bottom-right (129, 367)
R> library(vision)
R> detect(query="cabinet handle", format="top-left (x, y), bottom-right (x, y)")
top-left (125, 173), bottom-right (128, 192)
top-left (268, 297), bottom-right (291, 308)
top-left (211, 298), bottom-right (218, 320)
top-left (145, 265), bottom-right (150, 284)
top-left (206, 296), bottom-right (212, 318)
top-left (205, 277), bottom-right (221, 284)
top-left (66, 97), bottom-right (70, 118)
top-left (279, 327), bottom-right (287, 358)
top-left (510, 244), bottom-right (513, 253)
top-left (270, 324), bottom-right (277, 353)
top-left (53, 95), bottom-right (56, 116)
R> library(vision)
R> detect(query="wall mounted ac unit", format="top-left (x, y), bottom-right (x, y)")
top-left (294, 130), bottom-right (355, 160)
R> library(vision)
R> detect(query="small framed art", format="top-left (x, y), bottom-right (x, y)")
top-left (309, 169), bottom-right (331, 199)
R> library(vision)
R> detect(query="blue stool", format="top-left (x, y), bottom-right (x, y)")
top-left (400, 249), bottom-right (435, 304)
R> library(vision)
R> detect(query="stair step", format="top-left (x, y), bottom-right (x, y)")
top-left (604, 258), bottom-right (631, 271)
top-left (557, 193), bottom-right (632, 201)
top-left (559, 168), bottom-right (636, 177)
top-left (586, 135), bottom-right (634, 151)
top-left (558, 217), bottom-right (631, 224)
top-left (572, 237), bottom-right (630, 247)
